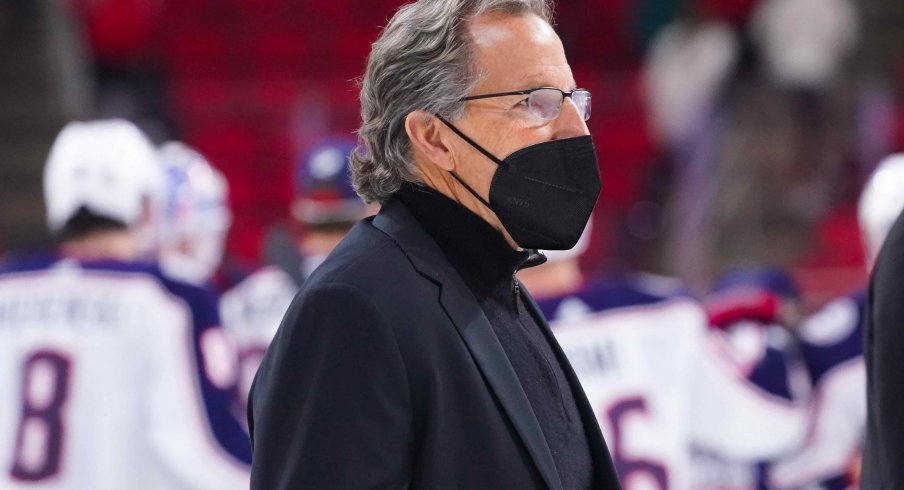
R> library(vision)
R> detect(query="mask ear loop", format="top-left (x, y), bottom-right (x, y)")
top-left (449, 168), bottom-right (493, 209)
top-left (434, 114), bottom-right (500, 210)
top-left (435, 114), bottom-right (504, 165)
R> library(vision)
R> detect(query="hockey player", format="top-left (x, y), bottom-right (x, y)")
top-left (767, 154), bottom-right (904, 489)
top-left (0, 120), bottom-right (250, 489)
top-left (696, 268), bottom-right (809, 489)
top-left (156, 141), bottom-right (232, 288)
top-left (517, 226), bottom-right (807, 490)
top-left (220, 136), bottom-right (374, 414)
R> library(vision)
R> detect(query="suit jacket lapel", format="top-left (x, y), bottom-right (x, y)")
top-left (373, 199), bottom-right (563, 490)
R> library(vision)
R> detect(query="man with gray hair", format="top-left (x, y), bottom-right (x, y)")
top-left (248, 1), bottom-right (620, 488)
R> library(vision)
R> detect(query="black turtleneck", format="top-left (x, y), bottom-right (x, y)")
top-left (396, 183), bottom-right (593, 490)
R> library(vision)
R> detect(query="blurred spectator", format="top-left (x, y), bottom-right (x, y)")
top-left (751, 0), bottom-right (861, 227)
top-left (518, 229), bottom-right (807, 490)
top-left (157, 141), bottom-right (232, 288)
top-left (643, 6), bottom-right (740, 292)
top-left (644, 9), bottom-right (738, 147)
top-left (651, 0), bottom-right (864, 292)
top-left (756, 0), bottom-right (859, 236)
top-left (220, 136), bottom-right (374, 417)
top-left (751, 0), bottom-right (859, 92)
top-left (0, 119), bottom-right (249, 488)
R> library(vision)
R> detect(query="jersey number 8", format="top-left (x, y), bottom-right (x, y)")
top-left (8, 350), bottom-right (72, 482)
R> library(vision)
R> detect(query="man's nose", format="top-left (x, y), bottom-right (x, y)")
top-left (551, 97), bottom-right (590, 140)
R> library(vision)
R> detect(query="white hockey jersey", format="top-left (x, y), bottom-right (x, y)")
top-left (767, 291), bottom-right (867, 490)
top-left (0, 256), bottom-right (249, 489)
top-left (534, 277), bottom-right (807, 490)
top-left (219, 265), bottom-right (298, 410)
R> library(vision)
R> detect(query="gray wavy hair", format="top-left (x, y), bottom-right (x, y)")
top-left (350, 0), bottom-right (553, 203)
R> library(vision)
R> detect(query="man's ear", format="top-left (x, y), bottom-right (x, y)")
top-left (405, 111), bottom-right (455, 171)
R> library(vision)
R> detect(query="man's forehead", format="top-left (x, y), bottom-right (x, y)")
top-left (468, 11), bottom-right (557, 48)
top-left (468, 12), bottom-right (573, 91)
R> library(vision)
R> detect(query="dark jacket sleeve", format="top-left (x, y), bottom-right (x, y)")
top-left (248, 282), bottom-right (413, 490)
top-left (863, 209), bottom-right (904, 489)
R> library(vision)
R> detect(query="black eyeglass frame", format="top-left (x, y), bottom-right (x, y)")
top-left (459, 87), bottom-right (591, 121)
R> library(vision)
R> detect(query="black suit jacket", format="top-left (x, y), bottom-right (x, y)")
top-left (862, 208), bottom-right (904, 489)
top-left (248, 198), bottom-right (621, 489)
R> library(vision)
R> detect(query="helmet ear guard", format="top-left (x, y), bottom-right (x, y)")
top-left (859, 154), bottom-right (904, 266)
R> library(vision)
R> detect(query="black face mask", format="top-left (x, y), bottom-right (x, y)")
top-left (437, 116), bottom-right (601, 250)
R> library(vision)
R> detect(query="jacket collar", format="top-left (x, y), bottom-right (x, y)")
top-left (394, 183), bottom-right (531, 299)
top-left (372, 197), bottom-right (564, 490)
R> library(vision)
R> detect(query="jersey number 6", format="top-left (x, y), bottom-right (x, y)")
top-left (607, 396), bottom-right (669, 489)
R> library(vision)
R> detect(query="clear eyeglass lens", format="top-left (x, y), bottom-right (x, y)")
top-left (528, 89), bottom-right (564, 121)
top-left (574, 90), bottom-right (591, 121)
top-left (528, 89), bottom-right (592, 121)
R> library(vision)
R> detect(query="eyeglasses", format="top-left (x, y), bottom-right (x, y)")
top-left (461, 87), bottom-right (592, 122)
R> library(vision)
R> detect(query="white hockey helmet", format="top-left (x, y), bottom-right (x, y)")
top-left (859, 154), bottom-right (904, 266)
top-left (157, 141), bottom-right (232, 285)
top-left (44, 119), bottom-right (164, 237)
